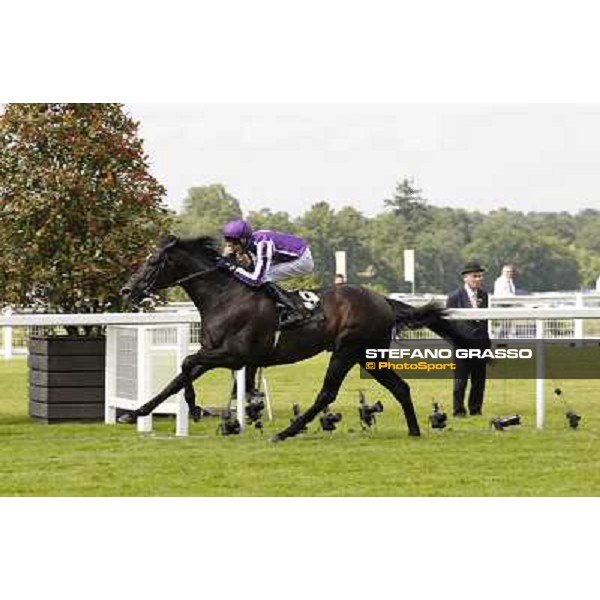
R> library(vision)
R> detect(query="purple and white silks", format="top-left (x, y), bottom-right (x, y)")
top-left (233, 230), bottom-right (312, 286)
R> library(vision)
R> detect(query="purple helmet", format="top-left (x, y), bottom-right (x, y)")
top-left (222, 219), bottom-right (253, 241)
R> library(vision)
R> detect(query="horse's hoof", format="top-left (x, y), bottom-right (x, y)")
top-left (190, 406), bottom-right (212, 422)
top-left (269, 434), bottom-right (284, 444)
top-left (189, 407), bottom-right (202, 422)
top-left (409, 429), bottom-right (421, 437)
top-left (117, 412), bottom-right (136, 424)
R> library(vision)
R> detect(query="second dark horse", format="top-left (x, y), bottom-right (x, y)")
top-left (119, 235), bottom-right (468, 441)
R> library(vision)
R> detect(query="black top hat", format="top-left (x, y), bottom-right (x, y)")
top-left (461, 261), bottom-right (485, 275)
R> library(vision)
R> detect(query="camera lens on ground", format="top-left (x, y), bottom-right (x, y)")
top-left (245, 398), bottom-right (264, 424)
top-left (429, 402), bottom-right (447, 430)
top-left (490, 414), bottom-right (521, 431)
top-left (219, 411), bottom-right (241, 436)
top-left (320, 408), bottom-right (342, 432)
top-left (566, 410), bottom-right (581, 429)
top-left (358, 391), bottom-right (384, 429)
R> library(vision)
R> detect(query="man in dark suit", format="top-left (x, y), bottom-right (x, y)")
top-left (446, 261), bottom-right (491, 417)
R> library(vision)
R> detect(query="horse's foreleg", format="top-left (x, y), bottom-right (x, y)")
top-left (361, 363), bottom-right (420, 436)
top-left (272, 349), bottom-right (358, 442)
top-left (117, 363), bottom-right (213, 424)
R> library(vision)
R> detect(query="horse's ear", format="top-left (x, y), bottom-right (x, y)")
top-left (163, 234), bottom-right (179, 249)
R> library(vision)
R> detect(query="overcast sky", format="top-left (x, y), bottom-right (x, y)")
top-left (127, 104), bottom-right (600, 217)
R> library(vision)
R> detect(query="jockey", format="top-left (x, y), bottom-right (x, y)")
top-left (218, 219), bottom-right (314, 328)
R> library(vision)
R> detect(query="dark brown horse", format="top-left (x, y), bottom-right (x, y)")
top-left (119, 235), bottom-right (468, 441)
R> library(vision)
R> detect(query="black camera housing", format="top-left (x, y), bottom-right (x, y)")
top-left (566, 410), bottom-right (581, 429)
top-left (490, 414), bottom-right (521, 431)
top-left (429, 402), bottom-right (447, 429)
top-left (219, 411), bottom-right (241, 436)
top-left (554, 388), bottom-right (582, 429)
top-left (358, 392), bottom-right (384, 428)
top-left (245, 397), bottom-right (265, 424)
top-left (320, 408), bottom-right (343, 432)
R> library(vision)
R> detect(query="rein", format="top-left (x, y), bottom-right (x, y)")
top-left (172, 265), bottom-right (221, 286)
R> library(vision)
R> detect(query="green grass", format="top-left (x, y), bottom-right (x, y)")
top-left (1, 355), bottom-right (599, 496)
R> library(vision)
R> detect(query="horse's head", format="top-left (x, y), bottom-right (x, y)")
top-left (121, 235), bottom-right (180, 304)
top-left (121, 234), bottom-right (221, 304)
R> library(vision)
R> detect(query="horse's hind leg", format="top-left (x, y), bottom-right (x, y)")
top-left (361, 363), bottom-right (420, 436)
top-left (181, 364), bottom-right (217, 421)
top-left (272, 348), bottom-right (359, 442)
top-left (229, 364), bottom-right (259, 399)
top-left (179, 349), bottom-right (244, 420)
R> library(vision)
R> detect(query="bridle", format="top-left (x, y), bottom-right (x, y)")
top-left (142, 252), bottom-right (221, 295)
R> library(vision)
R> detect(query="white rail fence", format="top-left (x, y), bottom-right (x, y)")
top-left (0, 305), bottom-right (202, 359)
top-left (391, 291), bottom-right (600, 340)
top-left (3, 306), bottom-right (600, 432)
top-left (5, 293), bottom-right (600, 358)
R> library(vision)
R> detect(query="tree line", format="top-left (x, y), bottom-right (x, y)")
top-left (2, 103), bottom-right (598, 315)
top-left (175, 179), bottom-right (600, 294)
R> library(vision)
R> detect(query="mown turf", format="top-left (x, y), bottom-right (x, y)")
top-left (1, 355), bottom-right (599, 496)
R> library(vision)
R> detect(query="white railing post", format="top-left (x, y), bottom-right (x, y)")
top-left (104, 325), bottom-right (117, 424)
top-left (175, 323), bottom-right (190, 437)
top-left (2, 307), bottom-right (13, 360)
top-left (236, 368), bottom-right (246, 431)
top-left (137, 327), bottom-right (153, 433)
top-left (535, 319), bottom-right (545, 429)
top-left (574, 292), bottom-right (584, 344)
top-left (261, 369), bottom-right (273, 421)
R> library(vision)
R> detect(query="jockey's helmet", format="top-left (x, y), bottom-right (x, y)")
top-left (222, 219), bottom-right (253, 242)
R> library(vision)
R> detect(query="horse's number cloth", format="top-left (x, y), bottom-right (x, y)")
top-left (297, 290), bottom-right (320, 311)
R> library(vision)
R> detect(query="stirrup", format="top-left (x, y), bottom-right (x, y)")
top-left (278, 311), bottom-right (306, 329)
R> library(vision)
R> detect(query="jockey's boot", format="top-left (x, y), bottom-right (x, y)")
top-left (262, 282), bottom-right (308, 329)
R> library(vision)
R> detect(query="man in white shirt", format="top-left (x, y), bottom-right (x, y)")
top-left (493, 264), bottom-right (516, 297)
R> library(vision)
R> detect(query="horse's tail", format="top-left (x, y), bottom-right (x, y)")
top-left (386, 298), bottom-right (470, 347)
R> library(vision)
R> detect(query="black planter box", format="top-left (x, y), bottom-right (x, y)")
top-left (28, 335), bottom-right (106, 423)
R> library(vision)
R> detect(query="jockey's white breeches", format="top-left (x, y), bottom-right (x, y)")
top-left (265, 248), bottom-right (314, 282)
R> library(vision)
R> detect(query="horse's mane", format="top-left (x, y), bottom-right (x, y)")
top-left (178, 235), bottom-right (221, 261)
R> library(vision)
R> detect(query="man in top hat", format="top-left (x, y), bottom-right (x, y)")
top-left (446, 261), bottom-right (491, 417)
